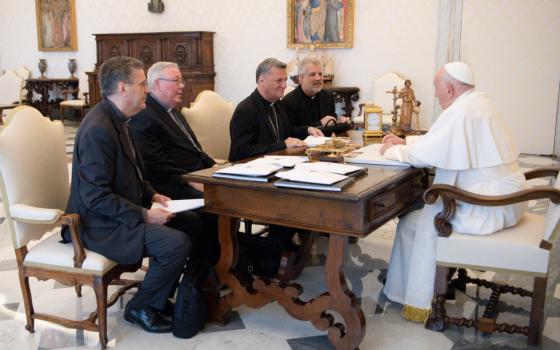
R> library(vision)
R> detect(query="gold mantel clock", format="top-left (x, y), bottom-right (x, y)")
top-left (363, 104), bottom-right (384, 138)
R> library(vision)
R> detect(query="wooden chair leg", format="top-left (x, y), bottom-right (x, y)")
top-left (60, 106), bottom-right (65, 123)
top-left (75, 284), bottom-right (82, 297)
top-left (528, 276), bottom-right (547, 346)
top-left (93, 277), bottom-right (109, 350)
top-left (17, 270), bottom-right (35, 333)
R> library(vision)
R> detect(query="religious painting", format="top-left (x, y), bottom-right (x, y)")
top-left (35, 0), bottom-right (77, 51)
top-left (287, 0), bottom-right (354, 49)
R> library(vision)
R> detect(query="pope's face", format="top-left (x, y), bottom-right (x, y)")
top-left (258, 66), bottom-right (287, 102)
top-left (433, 69), bottom-right (453, 110)
top-left (299, 63), bottom-right (323, 97)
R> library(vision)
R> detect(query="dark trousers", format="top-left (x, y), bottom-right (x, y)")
top-left (129, 211), bottom-right (201, 310)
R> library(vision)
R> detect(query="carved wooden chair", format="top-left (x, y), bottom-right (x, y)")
top-left (424, 167), bottom-right (560, 346)
top-left (60, 71), bottom-right (90, 122)
top-left (0, 106), bottom-right (140, 349)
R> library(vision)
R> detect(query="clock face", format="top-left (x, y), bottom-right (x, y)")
top-left (366, 113), bottom-right (381, 130)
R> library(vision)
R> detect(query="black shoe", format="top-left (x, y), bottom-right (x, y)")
top-left (157, 300), bottom-right (175, 320)
top-left (124, 303), bottom-right (172, 333)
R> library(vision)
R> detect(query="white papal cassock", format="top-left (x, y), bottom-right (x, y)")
top-left (382, 89), bottom-right (527, 322)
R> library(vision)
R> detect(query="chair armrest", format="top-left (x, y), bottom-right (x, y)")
top-left (59, 213), bottom-right (86, 268)
top-left (9, 204), bottom-right (85, 268)
top-left (9, 204), bottom-right (63, 224)
top-left (423, 184), bottom-right (560, 236)
top-left (213, 158), bottom-right (229, 165)
top-left (524, 166), bottom-right (560, 181)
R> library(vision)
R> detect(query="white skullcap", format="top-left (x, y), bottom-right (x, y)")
top-left (444, 61), bottom-right (475, 85)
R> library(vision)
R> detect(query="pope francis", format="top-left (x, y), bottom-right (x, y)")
top-left (380, 61), bottom-right (528, 323)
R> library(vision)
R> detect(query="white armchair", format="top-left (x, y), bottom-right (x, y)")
top-left (0, 106), bottom-right (140, 349)
top-left (182, 90), bottom-right (235, 162)
top-left (0, 70), bottom-right (24, 124)
top-left (424, 167), bottom-right (560, 346)
top-left (60, 71), bottom-right (90, 122)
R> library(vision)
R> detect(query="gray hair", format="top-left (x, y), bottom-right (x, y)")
top-left (147, 61), bottom-right (179, 90)
top-left (99, 56), bottom-right (144, 97)
top-left (255, 58), bottom-right (287, 83)
top-left (298, 57), bottom-right (322, 76)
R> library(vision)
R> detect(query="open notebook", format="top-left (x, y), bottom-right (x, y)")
top-left (212, 163), bottom-right (281, 182)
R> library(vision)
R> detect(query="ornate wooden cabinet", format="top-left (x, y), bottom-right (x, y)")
top-left (86, 31), bottom-right (215, 108)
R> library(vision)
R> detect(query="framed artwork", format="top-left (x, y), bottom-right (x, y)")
top-left (35, 0), bottom-right (77, 51)
top-left (287, 0), bottom-right (354, 49)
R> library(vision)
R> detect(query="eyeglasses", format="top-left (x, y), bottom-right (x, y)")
top-left (159, 78), bottom-right (185, 85)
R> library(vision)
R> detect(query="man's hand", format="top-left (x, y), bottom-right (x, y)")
top-left (307, 127), bottom-right (324, 136)
top-left (152, 193), bottom-right (171, 206)
top-left (320, 115), bottom-right (337, 126)
top-left (145, 208), bottom-right (174, 225)
top-left (338, 116), bottom-right (351, 124)
top-left (188, 181), bottom-right (204, 193)
top-left (285, 137), bottom-right (307, 148)
top-left (382, 133), bottom-right (405, 145)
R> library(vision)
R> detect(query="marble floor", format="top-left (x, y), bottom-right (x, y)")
top-left (0, 122), bottom-right (560, 349)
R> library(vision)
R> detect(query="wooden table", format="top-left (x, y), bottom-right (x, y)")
top-left (25, 78), bottom-right (79, 117)
top-left (185, 157), bottom-right (427, 349)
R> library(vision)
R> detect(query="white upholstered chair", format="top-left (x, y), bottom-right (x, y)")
top-left (182, 90), bottom-right (235, 162)
top-left (12, 65), bottom-right (31, 102)
top-left (60, 71), bottom-right (90, 122)
top-left (356, 72), bottom-right (407, 125)
top-left (0, 106), bottom-right (139, 349)
top-left (0, 70), bottom-right (24, 124)
top-left (424, 167), bottom-right (560, 346)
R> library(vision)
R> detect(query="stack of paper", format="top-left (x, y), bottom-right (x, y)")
top-left (245, 155), bottom-right (309, 168)
top-left (274, 168), bottom-right (354, 191)
top-left (151, 199), bottom-right (204, 213)
top-left (213, 163), bottom-right (281, 182)
top-left (294, 162), bottom-right (364, 175)
top-left (344, 144), bottom-right (410, 167)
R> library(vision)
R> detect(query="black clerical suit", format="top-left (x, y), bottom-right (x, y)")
top-left (63, 99), bottom-right (200, 311)
top-left (130, 93), bottom-right (219, 264)
top-left (281, 85), bottom-right (336, 127)
top-left (229, 89), bottom-right (309, 162)
top-left (130, 93), bottom-right (215, 199)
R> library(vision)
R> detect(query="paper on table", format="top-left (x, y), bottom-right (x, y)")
top-left (275, 169), bottom-right (348, 185)
top-left (245, 155), bottom-right (309, 168)
top-left (344, 144), bottom-right (410, 167)
top-left (151, 199), bottom-right (204, 213)
top-left (214, 164), bottom-right (281, 176)
top-left (303, 136), bottom-right (331, 147)
top-left (294, 161), bottom-right (364, 175)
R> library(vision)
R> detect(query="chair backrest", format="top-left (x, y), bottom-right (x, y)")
top-left (0, 70), bottom-right (24, 104)
top-left (0, 106), bottom-right (69, 248)
top-left (182, 90), bottom-right (235, 160)
top-left (12, 66), bottom-right (31, 80)
top-left (373, 72), bottom-right (407, 121)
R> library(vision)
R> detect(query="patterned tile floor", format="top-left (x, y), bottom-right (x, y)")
top-left (0, 122), bottom-right (559, 349)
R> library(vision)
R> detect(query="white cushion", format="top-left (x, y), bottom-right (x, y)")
top-left (24, 229), bottom-right (118, 275)
top-left (60, 99), bottom-right (86, 107)
top-left (437, 213), bottom-right (549, 275)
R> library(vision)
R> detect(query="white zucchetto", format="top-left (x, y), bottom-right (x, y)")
top-left (444, 61), bottom-right (475, 85)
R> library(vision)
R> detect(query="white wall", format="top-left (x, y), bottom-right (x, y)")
top-left (0, 0), bottom-right (439, 129)
top-left (460, 0), bottom-right (560, 155)
top-left (1, 0), bottom-right (559, 154)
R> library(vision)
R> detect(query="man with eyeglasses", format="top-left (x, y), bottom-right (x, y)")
top-left (63, 56), bottom-right (201, 334)
top-left (129, 61), bottom-right (220, 265)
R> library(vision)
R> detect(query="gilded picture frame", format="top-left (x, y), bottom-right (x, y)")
top-left (287, 0), bottom-right (354, 49)
top-left (35, 0), bottom-right (78, 51)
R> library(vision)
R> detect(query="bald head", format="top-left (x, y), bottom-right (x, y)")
top-left (433, 66), bottom-right (475, 110)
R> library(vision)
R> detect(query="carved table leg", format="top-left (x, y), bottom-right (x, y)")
top-left (208, 215), bottom-right (272, 324)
